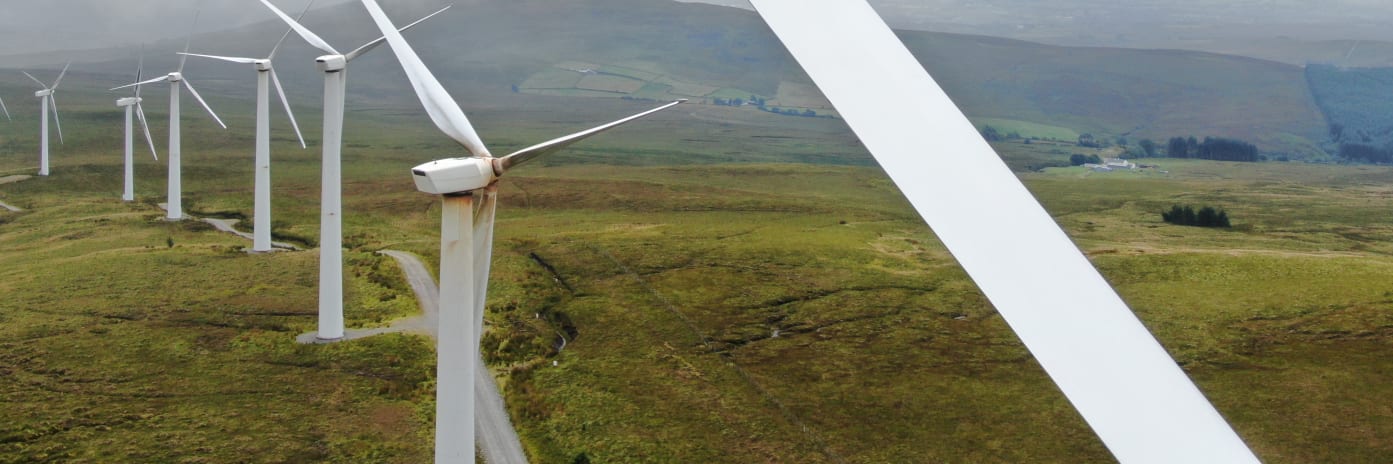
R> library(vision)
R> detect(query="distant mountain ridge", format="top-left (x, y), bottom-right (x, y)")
top-left (0, 0), bottom-right (1337, 155)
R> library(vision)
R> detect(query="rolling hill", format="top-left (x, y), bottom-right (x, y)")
top-left (0, 0), bottom-right (1336, 157)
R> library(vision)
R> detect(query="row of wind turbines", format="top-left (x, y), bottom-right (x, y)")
top-left (3, 0), bottom-right (1262, 462)
top-left (11, 1), bottom-right (683, 462)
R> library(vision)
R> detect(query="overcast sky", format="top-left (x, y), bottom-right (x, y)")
top-left (9, 0), bottom-right (1393, 58)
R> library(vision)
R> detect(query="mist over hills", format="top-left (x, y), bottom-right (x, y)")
top-left (0, 0), bottom-right (1343, 155)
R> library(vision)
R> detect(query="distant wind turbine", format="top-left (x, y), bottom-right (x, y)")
top-left (258, 0), bottom-right (451, 341)
top-left (114, 4), bottom-right (227, 221)
top-left (22, 62), bottom-right (69, 177)
top-left (113, 54), bottom-right (160, 202)
top-left (358, 0), bottom-right (684, 461)
top-left (182, 1), bottom-right (312, 253)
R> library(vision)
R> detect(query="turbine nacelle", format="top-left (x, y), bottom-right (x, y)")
top-left (254, 59), bottom-right (273, 72)
top-left (35, 89), bottom-right (53, 98)
top-left (411, 157), bottom-right (499, 195)
top-left (116, 97), bottom-right (141, 107)
top-left (316, 55), bottom-right (347, 72)
top-left (167, 72), bottom-right (183, 83)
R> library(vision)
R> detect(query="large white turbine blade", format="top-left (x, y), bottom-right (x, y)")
top-left (359, 0), bottom-right (488, 157)
top-left (268, 0), bottom-right (315, 59)
top-left (258, 0), bottom-right (339, 56)
top-left (0, 97), bottom-right (10, 121)
top-left (343, 4), bottom-right (452, 62)
top-left (181, 79), bottom-right (228, 129)
top-left (270, 69), bottom-right (307, 149)
top-left (135, 103), bottom-right (159, 160)
top-left (49, 95), bottom-right (63, 144)
top-left (180, 53), bottom-right (260, 65)
top-left (747, 2), bottom-right (1259, 463)
top-left (22, 71), bottom-right (47, 88)
top-left (178, 3), bottom-right (203, 72)
top-left (51, 62), bottom-right (71, 90)
top-left (134, 51), bottom-right (145, 97)
top-left (497, 99), bottom-right (686, 172)
top-left (112, 75), bottom-right (170, 91)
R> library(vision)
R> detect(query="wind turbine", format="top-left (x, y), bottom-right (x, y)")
top-left (258, 0), bottom-right (451, 341)
top-left (22, 63), bottom-right (69, 177)
top-left (114, 6), bottom-right (227, 221)
top-left (747, 1), bottom-right (1258, 463)
top-left (113, 55), bottom-right (160, 202)
top-left (181, 2), bottom-right (311, 253)
top-left (357, 0), bottom-right (684, 461)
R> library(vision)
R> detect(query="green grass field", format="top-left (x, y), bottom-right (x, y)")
top-left (2, 74), bottom-right (1392, 463)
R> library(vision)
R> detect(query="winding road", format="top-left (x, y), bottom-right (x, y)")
top-left (0, 175), bottom-right (30, 212)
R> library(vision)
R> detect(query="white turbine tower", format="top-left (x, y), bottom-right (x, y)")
top-left (258, 0), bottom-right (451, 341)
top-left (22, 63), bottom-right (69, 177)
top-left (358, 0), bottom-right (684, 461)
top-left (113, 55), bottom-right (160, 202)
top-left (747, 1), bottom-right (1259, 463)
top-left (115, 8), bottom-right (228, 221)
top-left (181, 3), bottom-right (311, 253)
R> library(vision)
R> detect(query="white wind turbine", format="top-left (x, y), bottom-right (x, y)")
top-left (749, 1), bottom-right (1259, 463)
top-left (113, 55), bottom-right (160, 202)
top-left (258, 0), bottom-right (452, 341)
top-left (358, 0), bottom-right (685, 461)
top-left (181, 2), bottom-right (311, 253)
top-left (115, 8), bottom-right (228, 221)
top-left (22, 63), bottom-right (70, 177)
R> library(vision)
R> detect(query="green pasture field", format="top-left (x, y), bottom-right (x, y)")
top-left (1, 77), bottom-right (1391, 463)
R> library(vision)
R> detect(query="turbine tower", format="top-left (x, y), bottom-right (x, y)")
top-left (112, 55), bottom-right (160, 202)
top-left (358, 0), bottom-right (683, 460)
top-left (747, 1), bottom-right (1259, 463)
top-left (258, 0), bottom-right (451, 341)
top-left (182, 2), bottom-right (311, 253)
top-left (22, 63), bottom-right (69, 177)
top-left (115, 5), bottom-right (227, 220)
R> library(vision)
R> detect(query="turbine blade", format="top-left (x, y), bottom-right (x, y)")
top-left (344, 4), bottom-right (451, 62)
top-left (358, 0), bottom-right (488, 157)
top-left (269, 0), bottom-right (316, 60)
top-left (270, 69), bottom-right (307, 149)
top-left (179, 53), bottom-right (260, 65)
top-left (746, 2), bottom-right (1259, 463)
top-left (182, 79), bottom-right (227, 129)
top-left (49, 95), bottom-right (63, 144)
top-left (258, 0), bottom-right (339, 56)
top-left (22, 71), bottom-right (46, 88)
top-left (135, 49), bottom-right (145, 97)
top-left (498, 99), bottom-right (686, 172)
top-left (472, 188), bottom-right (497, 348)
top-left (0, 97), bottom-right (10, 121)
top-left (51, 62), bottom-right (71, 89)
top-left (179, 1), bottom-right (203, 72)
top-left (136, 103), bottom-right (159, 160)
top-left (111, 75), bottom-right (170, 92)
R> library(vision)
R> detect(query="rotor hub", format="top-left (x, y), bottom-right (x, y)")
top-left (35, 89), bottom-right (52, 97)
top-left (316, 55), bottom-right (347, 72)
top-left (254, 60), bottom-right (273, 72)
top-left (168, 72), bottom-right (183, 83)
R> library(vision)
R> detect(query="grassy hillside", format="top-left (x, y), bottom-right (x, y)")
top-left (4, 72), bottom-right (1393, 461)
top-left (1305, 64), bottom-right (1393, 148)
top-left (3, 0), bottom-right (1337, 158)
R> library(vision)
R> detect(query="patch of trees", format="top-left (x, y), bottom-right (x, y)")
top-left (1336, 143), bottom-right (1393, 164)
top-left (1165, 136), bottom-right (1259, 162)
top-left (1161, 205), bottom-right (1231, 228)
top-left (1069, 154), bottom-right (1103, 166)
top-left (979, 125), bottom-right (1024, 142)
